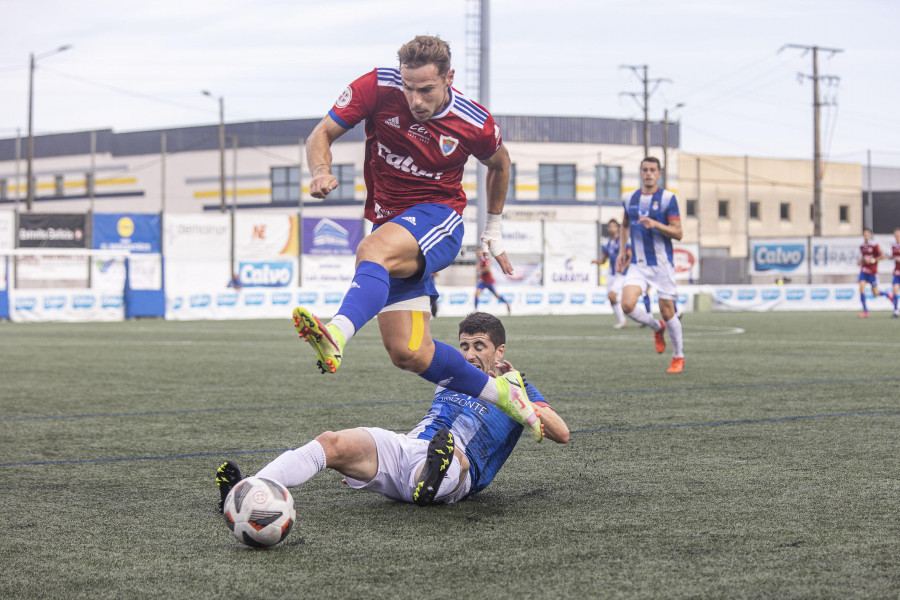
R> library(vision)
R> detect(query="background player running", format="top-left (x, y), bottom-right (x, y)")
top-left (889, 227), bottom-right (899, 318)
top-left (616, 157), bottom-right (686, 374)
top-left (857, 227), bottom-right (894, 318)
top-left (475, 253), bottom-right (511, 314)
top-left (293, 35), bottom-right (540, 437)
top-left (216, 312), bottom-right (569, 510)
top-left (592, 218), bottom-right (630, 329)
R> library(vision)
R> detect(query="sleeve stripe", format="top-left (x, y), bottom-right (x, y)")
top-left (453, 97), bottom-right (488, 126)
top-left (376, 67), bottom-right (402, 88)
top-left (328, 109), bottom-right (351, 129)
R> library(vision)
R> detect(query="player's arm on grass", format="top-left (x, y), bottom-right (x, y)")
top-left (306, 115), bottom-right (351, 199)
top-left (492, 359), bottom-right (569, 444)
top-left (531, 401), bottom-right (569, 444)
top-left (479, 145), bottom-right (513, 274)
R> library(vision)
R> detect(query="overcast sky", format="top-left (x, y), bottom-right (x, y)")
top-left (2, 0), bottom-right (899, 167)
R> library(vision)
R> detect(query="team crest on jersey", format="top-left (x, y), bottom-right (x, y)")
top-left (439, 135), bottom-right (459, 157)
top-left (336, 86), bottom-right (352, 108)
top-left (652, 200), bottom-right (659, 211)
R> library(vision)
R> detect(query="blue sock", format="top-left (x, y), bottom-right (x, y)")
top-left (643, 295), bottom-right (651, 312)
top-left (894, 294), bottom-right (898, 310)
top-left (337, 261), bottom-right (390, 332)
top-left (860, 293), bottom-right (868, 312)
top-left (419, 340), bottom-right (489, 398)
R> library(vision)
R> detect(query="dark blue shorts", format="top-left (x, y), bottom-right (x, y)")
top-left (377, 203), bottom-right (464, 306)
top-left (859, 272), bottom-right (880, 287)
top-left (476, 281), bottom-right (498, 294)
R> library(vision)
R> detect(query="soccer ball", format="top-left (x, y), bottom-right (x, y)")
top-left (222, 476), bottom-right (295, 548)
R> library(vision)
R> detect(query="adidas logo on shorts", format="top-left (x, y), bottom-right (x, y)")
top-left (403, 216), bottom-right (416, 226)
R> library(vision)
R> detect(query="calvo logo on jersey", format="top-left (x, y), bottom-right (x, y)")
top-left (754, 244), bottom-right (805, 272)
top-left (439, 135), bottom-right (459, 157)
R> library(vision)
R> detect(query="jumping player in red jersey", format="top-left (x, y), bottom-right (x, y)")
top-left (857, 227), bottom-right (894, 318)
top-left (475, 254), bottom-right (511, 314)
top-left (292, 35), bottom-right (541, 439)
top-left (891, 227), bottom-right (900, 318)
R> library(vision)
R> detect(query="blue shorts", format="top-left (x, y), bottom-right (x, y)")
top-left (376, 203), bottom-right (464, 306)
top-left (859, 272), bottom-right (880, 288)
top-left (476, 281), bottom-right (498, 294)
top-left (893, 274), bottom-right (900, 286)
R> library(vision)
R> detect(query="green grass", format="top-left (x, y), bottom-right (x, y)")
top-left (1, 312), bottom-right (898, 599)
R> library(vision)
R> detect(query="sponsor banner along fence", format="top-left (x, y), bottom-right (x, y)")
top-left (8, 289), bottom-right (125, 322)
top-left (749, 236), bottom-right (890, 277)
top-left (235, 213), bottom-right (298, 258)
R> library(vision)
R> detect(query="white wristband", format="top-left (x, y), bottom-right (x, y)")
top-left (480, 213), bottom-right (505, 257)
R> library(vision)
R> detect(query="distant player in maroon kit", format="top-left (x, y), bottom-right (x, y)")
top-left (475, 254), bottom-right (511, 314)
top-left (857, 227), bottom-right (894, 318)
top-left (890, 227), bottom-right (900, 318)
top-left (291, 35), bottom-right (541, 439)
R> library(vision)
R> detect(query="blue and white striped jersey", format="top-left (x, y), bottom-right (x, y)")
top-left (408, 381), bottom-right (548, 497)
top-left (603, 236), bottom-right (629, 275)
top-left (623, 188), bottom-right (680, 266)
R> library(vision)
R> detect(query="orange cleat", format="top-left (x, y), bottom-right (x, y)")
top-left (858, 312), bottom-right (869, 318)
top-left (666, 357), bottom-right (685, 374)
top-left (654, 319), bottom-right (667, 353)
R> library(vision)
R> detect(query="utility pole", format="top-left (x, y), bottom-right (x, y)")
top-left (201, 90), bottom-right (227, 213)
top-left (662, 103), bottom-right (684, 188)
top-left (466, 0), bottom-right (490, 246)
top-left (26, 45), bottom-right (73, 211)
top-left (779, 44), bottom-right (842, 237)
top-left (620, 64), bottom-right (670, 157)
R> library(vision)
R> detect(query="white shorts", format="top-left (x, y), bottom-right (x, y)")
top-left (606, 273), bottom-right (625, 297)
top-left (343, 427), bottom-right (471, 504)
top-left (623, 263), bottom-right (678, 300)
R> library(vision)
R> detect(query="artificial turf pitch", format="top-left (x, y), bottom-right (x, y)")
top-left (1, 311), bottom-right (897, 599)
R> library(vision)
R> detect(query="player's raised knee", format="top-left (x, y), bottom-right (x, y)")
top-left (386, 344), bottom-right (431, 373)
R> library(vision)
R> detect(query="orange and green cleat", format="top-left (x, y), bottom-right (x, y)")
top-left (495, 370), bottom-right (543, 442)
top-left (292, 306), bottom-right (346, 374)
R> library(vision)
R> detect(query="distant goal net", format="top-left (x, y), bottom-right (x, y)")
top-left (0, 248), bottom-right (131, 322)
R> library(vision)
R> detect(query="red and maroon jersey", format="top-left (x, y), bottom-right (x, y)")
top-left (478, 257), bottom-right (495, 285)
top-left (892, 243), bottom-right (900, 276)
top-left (328, 68), bottom-right (503, 225)
top-left (860, 241), bottom-right (882, 275)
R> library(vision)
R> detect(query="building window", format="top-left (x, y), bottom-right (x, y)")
top-left (506, 164), bottom-right (517, 200)
top-left (839, 204), bottom-right (849, 223)
top-left (685, 199), bottom-right (697, 217)
top-left (538, 164), bottom-right (576, 200)
top-left (780, 203), bottom-right (791, 221)
top-left (596, 165), bottom-right (622, 201)
top-left (718, 200), bottom-right (729, 219)
top-left (271, 166), bottom-right (299, 202)
top-left (54, 175), bottom-right (64, 197)
top-left (331, 164), bottom-right (355, 200)
top-left (0, 179), bottom-right (7, 201)
top-left (749, 201), bottom-right (760, 220)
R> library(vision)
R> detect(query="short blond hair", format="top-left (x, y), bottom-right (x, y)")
top-left (398, 35), bottom-right (452, 76)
